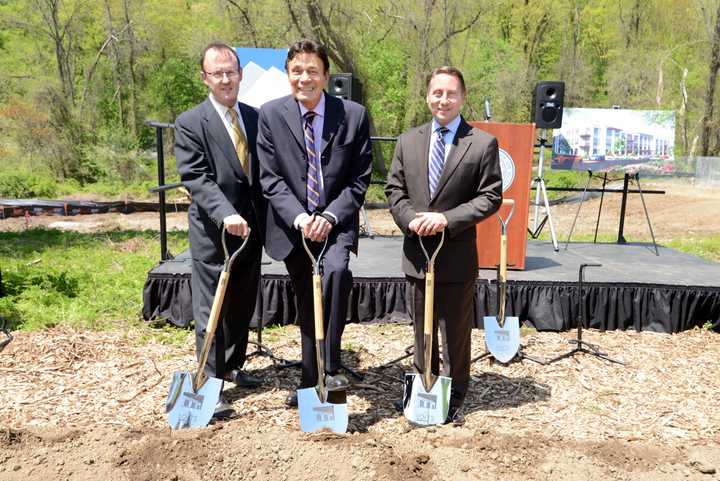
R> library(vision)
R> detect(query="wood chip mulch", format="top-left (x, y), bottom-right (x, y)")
top-left (1, 324), bottom-right (718, 444)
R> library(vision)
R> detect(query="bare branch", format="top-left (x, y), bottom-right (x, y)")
top-left (224, 0), bottom-right (260, 47)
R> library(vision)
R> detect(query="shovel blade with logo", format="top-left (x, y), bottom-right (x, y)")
top-left (403, 231), bottom-right (451, 426)
top-left (484, 200), bottom-right (521, 363)
top-left (297, 231), bottom-right (349, 433)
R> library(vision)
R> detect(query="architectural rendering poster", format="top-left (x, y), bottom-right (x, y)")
top-left (551, 108), bottom-right (676, 173)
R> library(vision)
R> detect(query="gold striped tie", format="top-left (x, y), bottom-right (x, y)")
top-left (227, 108), bottom-right (249, 176)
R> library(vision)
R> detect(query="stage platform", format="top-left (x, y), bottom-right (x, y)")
top-left (143, 237), bottom-right (720, 334)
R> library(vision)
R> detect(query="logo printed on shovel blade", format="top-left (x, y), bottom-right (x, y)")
top-left (298, 387), bottom-right (348, 433)
top-left (403, 373), bottom-right (451, 426)
top-left (166, 372), bottom-right (222, 429)
top-left (483, 315), bottom-right (521, 363)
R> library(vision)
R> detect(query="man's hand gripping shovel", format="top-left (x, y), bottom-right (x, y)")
top-left (483, 199), bottom-right (521, 363)
top-left (297, 224), bottom-right (349, 433)
top-left (403, 230), bottom-right (452, 426)
top-left (165, 229), bottom-right (251, 429)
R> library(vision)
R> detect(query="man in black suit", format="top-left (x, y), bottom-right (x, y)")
top-left (175, 42), bottom-right (264, 418)
top-left (385, 66), bottom-right (503, 423)
top-left (257, 39), bottom-right (372, 407)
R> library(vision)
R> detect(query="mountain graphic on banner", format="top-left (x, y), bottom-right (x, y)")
top-left (237, 61), bottom-right (290, 108)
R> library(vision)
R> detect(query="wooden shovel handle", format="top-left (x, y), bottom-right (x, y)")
top-left (313, 274), bottom-right (324, 341)
top-left (423, 271), bottom-right (435, 389)
top-left (194, 270), bottom-right (230, 392)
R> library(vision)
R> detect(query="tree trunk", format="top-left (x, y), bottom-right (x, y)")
top-left (123, 0), bottom-right (138, 139)
top-left (700, 3), bottom-right (720, 156)
top-left (103, 0), bottom-right (124, 127)
top-left (38, 0), bottom-right (75, 102)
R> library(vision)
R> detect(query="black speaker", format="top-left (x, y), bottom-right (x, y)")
top-left (532, 81), bottom-right (565, 129)
top-left (328, 73), bottom-right (362, 102)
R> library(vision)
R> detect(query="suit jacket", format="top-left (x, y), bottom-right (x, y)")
top-left (257, 93), bottom-right (372, 261)
top-left (175, 98), bottom-right (264, 263)
top-left (385, 117), bottom-right (503, 283)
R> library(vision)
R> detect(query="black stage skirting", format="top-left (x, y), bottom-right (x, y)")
top-left (143, 237), bottom-right (720, 334)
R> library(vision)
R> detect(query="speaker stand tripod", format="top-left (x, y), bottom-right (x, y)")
top-left (528, 130), bottom-right (559, 251)
top-left (546, 264), bottom-right (624, 365)
top-left (245, 321), bottom-right (294, 364)
top-left (276, 354), bottom-right (365, 381)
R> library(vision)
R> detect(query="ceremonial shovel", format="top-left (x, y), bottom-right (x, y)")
top-left (403, 230), bottom-right (452, 426)
top-left (297, 230), bottom-right (348, 433)
top-left (483, 199), bottom-right (521, 363)
top-left (165, 229), bottom-right (251, 429)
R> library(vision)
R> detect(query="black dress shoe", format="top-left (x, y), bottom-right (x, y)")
top-left (213, 394), bottom-right (235, 419)
top-left (224, 369), bottom-right (262, 388)
top-left (285, 392), bottom-right (298, 408)
top-left (325, 373), bottom-right (349, 391)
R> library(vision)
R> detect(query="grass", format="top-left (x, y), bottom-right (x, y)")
top-left (665, 235), bottom-right (720, 262)
top-left (536, 230), bottom-right (720, 261)
top-left (0, 228), bottom-right (188, 331)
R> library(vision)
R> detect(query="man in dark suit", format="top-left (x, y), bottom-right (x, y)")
top-left (385, 66), bottom-right (503, 423)
top-left (257, 39), bottom-right (372, 407)
top-left (175, 42), bottom-right (264, 418)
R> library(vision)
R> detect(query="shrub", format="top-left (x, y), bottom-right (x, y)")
top-left (0, 171), bottom-right (57, 198)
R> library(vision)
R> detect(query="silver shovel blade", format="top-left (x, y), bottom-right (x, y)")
top-left (297, 387), bottom-right (348, 433)
top-left (403, 373), bottom-right (451, 426)
top-left (484, 315), bottom-right (521, 363)
top-left (166, 371), bottom-right (223, 429)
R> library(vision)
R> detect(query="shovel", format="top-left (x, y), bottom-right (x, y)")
top-left (403, 230), bottom-right (452, 426)
top-left (165, 228), bottom-right (251, 429)
top-left (483, 199), bottom-right (521, 363)
top-left (297, 228), bottom-right (349, 433)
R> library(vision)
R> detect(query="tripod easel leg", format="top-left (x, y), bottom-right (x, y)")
top-left (634, 173), bottom-right (659, 256)
top-left (564, 170), bottom-right (592, 249)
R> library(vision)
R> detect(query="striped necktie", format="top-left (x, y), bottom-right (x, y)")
top-left (227, 108), bottom-right (249, 176)
top-left (304, 111), bottom-right (322, 212)
top-left (429, 127), bottom-right (449, 197)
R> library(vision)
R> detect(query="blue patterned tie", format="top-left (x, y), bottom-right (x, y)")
top-left (429, 127), bottom-right (449, 197)
top-left (304, 111), bottom-right (322, 212)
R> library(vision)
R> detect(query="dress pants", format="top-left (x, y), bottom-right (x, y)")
top-left (407, 275), bottom-right (474, 404)
top-left (191, 234), bottom-right (261, 379)
top-left (284, 235), bottom-right (352, 388)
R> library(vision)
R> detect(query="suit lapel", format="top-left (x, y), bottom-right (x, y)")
top-left (281, 96), bottom-right (305, 152)
top-left (321, 93), bottom-right (343, 157)
top-left (431, 119), bottom-right (472, 201)
top-left (202, 99), bottom-right (245, 179)
top-left (417, 123), bottom-right (432, 205)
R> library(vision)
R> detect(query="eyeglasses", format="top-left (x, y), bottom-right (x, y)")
top-left (204, 70), bottom-right (240, 80)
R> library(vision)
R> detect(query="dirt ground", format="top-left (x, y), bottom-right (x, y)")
top-left (1, 178), bottom-right (720, 481)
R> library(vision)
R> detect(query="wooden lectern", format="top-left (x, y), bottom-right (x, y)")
top-left (470, 122), bottom-right (534, 270)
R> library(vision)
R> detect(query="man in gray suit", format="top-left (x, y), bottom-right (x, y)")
top-left (175, 42), bottom-right (264, 418)
top-left (385, 66), bottom-right (502, 423)
top-left (257, 39), bottom-right (372, 407)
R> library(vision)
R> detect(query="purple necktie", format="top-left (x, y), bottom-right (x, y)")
top-left (429, 127), bottom-right (449, 197)
top-left (304, 111), bottom-right (322, 212)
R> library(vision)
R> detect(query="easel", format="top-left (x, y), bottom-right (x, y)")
top-left (564, 170), bottom-right (659, 255)
top-left (528, 130), bottom-right (560, 251)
